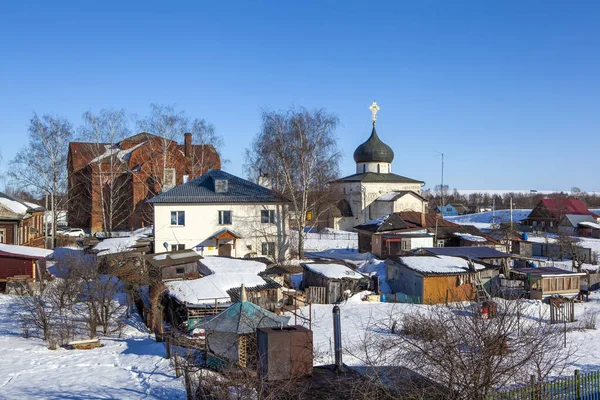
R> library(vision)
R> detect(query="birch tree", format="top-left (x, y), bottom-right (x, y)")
top-left (189, 117), bottom-right (225, 177)
top-left (79, 109), bottom-right (131, 236)
top-left (245, 107), bottom-right (340, 259)
top-left (9, 113), bottom-right (73, 248)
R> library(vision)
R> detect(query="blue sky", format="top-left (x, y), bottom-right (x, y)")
top-left (1, 1), bottom-right (599, 191)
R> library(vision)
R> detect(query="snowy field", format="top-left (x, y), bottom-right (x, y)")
top-left (445, 209), bottom-right (531, 230)
top-left (0, 295), bottom-right (185, 400)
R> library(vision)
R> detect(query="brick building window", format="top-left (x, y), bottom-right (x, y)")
top-left (261, 210), bottom-right (275, 224)
top-left (164, 168), bottom-right (176, 190)
top-left (218, 210), bottom-right (232, 225)
top-left (171, 211), bottom-right (185, 226)
top-left (262, 242), bottom-right (275, 257)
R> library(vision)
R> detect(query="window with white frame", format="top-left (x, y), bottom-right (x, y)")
top-left (171, 244), bottom-right (185, 251)
top-left (218, 210), bottom-right (232, 225)
top-left (261, 242), bottom-right (275, 257)
top-left (0, 229), bottom-right (4, 244)
top-left (163, 168), bottom-right (176, 190)
top-left (170, 211), bottom-right (185, 226)
top-left (261, 210), bottom-right (275, 224)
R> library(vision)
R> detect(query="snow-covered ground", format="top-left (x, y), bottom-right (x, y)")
top-left (445, 209), bottom-right (531, 230)
top-left (290, 291), bottom-right (600, 374)
top-left (0, 295), bottom-right (184, 399)
top-left (296, 229), bottom-right (358, 252)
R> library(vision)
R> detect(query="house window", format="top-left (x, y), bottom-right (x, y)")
top-left (306, 211), bottom-right (313, 221)
top-left (215, 179), bottom-right (228, 193)
top-left (261, 210), bottom-right (275, 224)
top-left (218, 210), bottom-right (232, 225)
top-left (171, 211), bottom-right (185, 226)
top-left (437, 240), bottom-right (445, 247)
top-left (164, 168), bottom-right (176, 190)
top-left (262, 242), bottom-right (275, 257)
top-left (0, 229), bottom-right (4, 244)
top-left (171, 244), bottom-right (185, 251)
top-left (401, 240), bottom-right (410, 251)
top-left (175, 267), bottom-right (185, 274)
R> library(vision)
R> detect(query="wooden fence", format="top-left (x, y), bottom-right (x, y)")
top-left (489, 370), bottom-right (600, 399)
top-left (306, 286), bottom-right (327, 304)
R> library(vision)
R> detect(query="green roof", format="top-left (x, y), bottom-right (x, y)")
top-left (353, 126), bottom-right (395, 163)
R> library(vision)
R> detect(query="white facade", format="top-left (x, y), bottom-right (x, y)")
top-left (153, 202), bottom-right (288, 260)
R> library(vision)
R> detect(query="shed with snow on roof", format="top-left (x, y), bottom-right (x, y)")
top-left (0, 243), bottom-right (53, 293)
top-left (386, 255), bottom-right (489, 304)
top-left (300, 263), bottom-right (369, 304)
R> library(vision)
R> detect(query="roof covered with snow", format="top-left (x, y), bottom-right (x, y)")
top-left (166, 257), bottom-right (268, 305)
top-left (92, 235), bottom-right (150, 256)
top-left (303, 263), bottom-right (366, 280)
top-left (0, 192), bottom-right (44, 217)
top-left (454, 233), bottom-right (487, 243)
top-left (397, 255), bottom-right (485, 275)
top-left (579, 221), bottom-right (600, 230)
top-left (421, 246), bottom-right (511, 260)
top-left (0, 243), bottom-right (53, 258)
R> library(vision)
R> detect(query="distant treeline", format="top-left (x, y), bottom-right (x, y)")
top-left (424, 189), bottom-right (600, 210)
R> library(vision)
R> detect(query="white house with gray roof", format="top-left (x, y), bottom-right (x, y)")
top-left (148, 170), bottom-right (289, 260)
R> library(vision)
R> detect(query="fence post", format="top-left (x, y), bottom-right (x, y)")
top-left (574, 369), bottom-right (581, 399)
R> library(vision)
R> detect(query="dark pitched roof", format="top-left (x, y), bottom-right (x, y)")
top-left (353, 126), bottom-right (394, 163)
top-left (331, 172), bottom-right (424, 184)
top-left (421, 246), bottom-right (511, 259)
top-left (355, 213), bottom-right (413, 233)
top-left (397, 212), bottom-right (460, 228)
top-left (147, 169), bottom-right (286, 204)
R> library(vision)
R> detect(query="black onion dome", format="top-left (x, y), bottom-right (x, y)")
top-left (353, 126), bottom-right (394, 163)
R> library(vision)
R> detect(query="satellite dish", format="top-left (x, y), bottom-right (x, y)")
top-left (163, 242), bottom-right (169, 251)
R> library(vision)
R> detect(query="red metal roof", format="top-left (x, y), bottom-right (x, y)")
top-left (538, 198), bottom-right (599, 218)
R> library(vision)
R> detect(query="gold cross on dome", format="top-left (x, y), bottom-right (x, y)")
top-left (369, 101), bottom-right (380, 125)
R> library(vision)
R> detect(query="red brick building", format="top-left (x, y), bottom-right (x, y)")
top-left (68, 132), bottom-right (221, 233)
top-left (0, 192), bottom-right (46, 248)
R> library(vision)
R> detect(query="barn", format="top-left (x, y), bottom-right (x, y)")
top-left (0, 243), bottom-right (53, 293)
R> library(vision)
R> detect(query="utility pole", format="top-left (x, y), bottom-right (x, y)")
top-left (44, 194), bottom-right (48, 249)
top-left (435, 152), bottom-right (445, 246)
top-left (510, 197), bottom-right (514, 231)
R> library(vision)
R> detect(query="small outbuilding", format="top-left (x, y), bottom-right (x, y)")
top-left (511, 267), bottom-right (585, 300)
top-left (386, 255), bottom-right (492, 304)
top-left (194, 294), bottom-right (290, 368)
top-left (0, 243), bottom-right (53, 293)
top-left (301, 263), bottom-right (369, 304)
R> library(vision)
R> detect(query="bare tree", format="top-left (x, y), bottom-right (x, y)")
top-left (136, 104), bottom-right (188, 194)
top-left (245, 107), bottom-right (340, 259)
top-left (78, 109), bottom-right (132, 236)
top-left (357, 299), bottom-right (575, 400)
top-left (189, 117), bottom-right (226, 177)
top-left (555, 231), bottom-right (588, 272)
top-left (9, 113), bottom-right (73, 248)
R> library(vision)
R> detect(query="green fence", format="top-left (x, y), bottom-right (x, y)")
top-left (490, 370), bottom-right (600, 400)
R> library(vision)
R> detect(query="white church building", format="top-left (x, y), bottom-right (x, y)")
top-left (329, 102), bottom-right (427, 231)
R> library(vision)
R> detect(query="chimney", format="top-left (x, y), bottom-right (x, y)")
top-left (332, 305), bottom-right (344, 371)
top-left (240, 284), bottom-right (247, 302)
top-left (184, 133), bottom-right (192, 158)
top-left (420, 211), bottom-right (426, 228)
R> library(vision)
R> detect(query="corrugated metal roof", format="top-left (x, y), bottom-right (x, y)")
top-left (147, 170), bottom-right (286, 204)
top-left (422, 246), bottom-right (511, 259)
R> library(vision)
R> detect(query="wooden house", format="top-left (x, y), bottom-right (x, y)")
top-left (146, 249), bottom-right (203, 281)
top-left (511, 267), bottom-right (585, 300)
top-left (386, 255), bottom-right (496, 304)
top-left (0, 192), bottom-right (46, 248)
top-left (522, 198), bottom-right (599, 231)
top-left (301, 263), bottom-right (369, 304)
top-left (577, 221), bottom-right (600, 238)
top-left (0, 244), bottom-right (53, 293)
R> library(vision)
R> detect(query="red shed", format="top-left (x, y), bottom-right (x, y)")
top-left (0, 244), bottom-right (53, 289)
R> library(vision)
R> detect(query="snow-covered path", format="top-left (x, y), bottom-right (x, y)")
top-left (0, 295), bottom-right (185, 400)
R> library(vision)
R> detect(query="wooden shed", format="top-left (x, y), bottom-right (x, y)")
top-left (301, 263), bottom-right (369, 304)
top-left (386, 255), bottom-right (495, 304)
top-left (0, 243), bottom-right (53, 293)
top-left (511, 267), bottom-right (585, 300)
